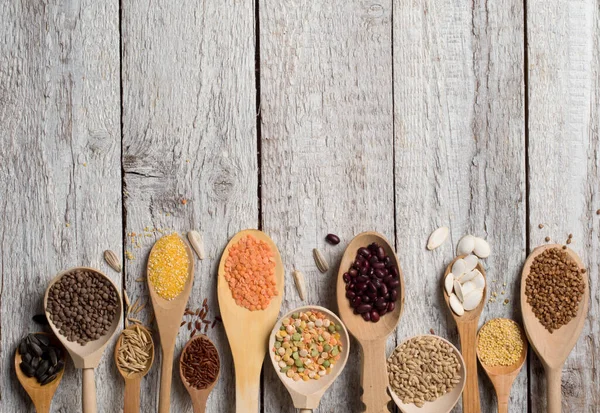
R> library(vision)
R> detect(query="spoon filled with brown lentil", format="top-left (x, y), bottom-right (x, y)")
top-left (44, 267), bottom-right (122, 413)
top-left (476, 318), bottom-right (527, 413)
top-left (520, 244), bottom-right (589, 413)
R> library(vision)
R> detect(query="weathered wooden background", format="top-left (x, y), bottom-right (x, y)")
top-left (1, 0), bottom-right (599, 412)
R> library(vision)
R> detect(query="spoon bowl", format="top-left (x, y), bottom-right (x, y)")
top-left (442, 256), bottom-right (487, 413)
top-left (520, 244), bottom-right (589, 413)
top-left (388, 335), bottom-right (466, 413)
top-left (268, 305), bottom-right (350, 412)
top-left (44, 267), bottom-right (123, 413)
top-left (217, 229), bottom-right (285, 413)
top-left (336, 231), bottom-right (404, 412)
top-left (147, 234), bottom-right (195, 413)
top-left (476, 318), bottom-right (527, 413)
top-left (179, 334), bottom-right (221, 413)
top-left (14, 332), bottom-right (67, 413)
top-left (114, 324), bottom-right (155, 413)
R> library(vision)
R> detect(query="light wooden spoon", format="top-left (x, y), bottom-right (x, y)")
top-left (147, 234), bottom-right (196, 413)
top-left (268, 305), bottom-right (350, 412)
top-left (520, 244), bottom-right (589, 413)
top-left (217, 229), bottom-right (285, 413)
top-left (442, 256), bottom-right (487, 413)
top-left (388, 335), bottom-right (466, 413)
top-left (44, 267), bottom-right (123, 413)
top-left (114, 324), bottom-right (155, 413)
top-left (476, 318), bottom-right (527, 413)
top-left (179, 334), bottom-right (221, 413)
top-left (15, 333), bottom-right (66, 413)
top-left (336, 231), bottom-right (404, 413)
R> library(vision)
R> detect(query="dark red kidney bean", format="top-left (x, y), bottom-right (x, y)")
top-left (351, 297), bottom-right (362, 308)
top-left (367, 282), bottom-right (378, 294)
top-left (369, 256), bottom-right (379, 266)
top-left (387, 279), bottom-right (400, 288)
top-left (358, 274), bottom-right (370, 282)
top-left (346, 290), bottom-right (356, 300)
top-left (362, 260), bottom-right (370, 269)
top-left (370, 311), bottom-right (381, 323)
top-left (374, 269), bottom-right (386, 279)
top-left (358, 247), bottom-right (370, 257)
top-left (384, 256), bottom-right (391, 265)
top-left (345, 283), bottom-right (351, 291)
top-left (356, 254), bottom-right (366, 263)
top-left (349, 282), bottom-right (355, 289)
top-left (390, 267), bottom-right (399, 277)
top-left (379, 307), bottom-right (388, 316)
top-left (367, 291), bottom-right (378, 300)
top-left (371, 278), bottom-right (381, 289)
top-left (356, 283), bottom-right (368, 292)
top-left (326, 234), bottom-right (340, 245)
top-left (361, 295), bottom-right (371, 304)
top-left (354, 308), bottom-right (359, 315)
top-left (377, 246), bottom-right (385, 260)
top-left (375, 298), bottom-right (387, 310)
top-left (360, 266), bottom-right (368, 276)
top-left (387, 302), bottom-right (396, 312)
top-left (356, 304), bottom-right (372, 314)
top-left (343, 273), bottom-right (351, 283)
top-left (390, 288), bottom-right (398, 301)
top-left (349, 268), bottom-right (358, 277)
top-left (369, 243), bottom-right (379, 252)
top-left (353, 260), bottom-right (362, 268)
top-left (383, 275), bottom-right (393, 285)
top-left (379, 284), bottom-right (388, 296)
top-left (362, 311), bottom-right (371, 322)
top-left (372, 262), bottom-right (385, 270)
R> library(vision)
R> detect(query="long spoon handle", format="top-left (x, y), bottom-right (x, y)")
top-left (159, 346), bottom-right (175, 413)
top-left (82, 368), bottom-right (97, 413)
top-left (546, 366), bottom-right (562, 413)
top-left (33, 400), bottom-right (51, 413)
top-left (496, 396), bottom-right (508, 413)
top-left (457, 322), bottom-right (481, 413)
top-left (360, 339), bottom-right (390, 413)
top-left (124, 377), bottom-right (142, 413)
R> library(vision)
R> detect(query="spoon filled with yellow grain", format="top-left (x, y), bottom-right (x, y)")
top-left (476, 318), bottom-right (527, 413)
top-left (114, 324), bottom-right (155, 413)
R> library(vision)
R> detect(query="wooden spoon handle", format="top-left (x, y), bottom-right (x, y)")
top-left (546, 366), bottom-right (562, 413)
top-left (159, 346), bottom-right (175, 413)
top-left (82, 368), bottom-right (97, 413)
top-left (497, 399), bottom-right (508, 413)
top-left (298, 410), bottom-right (313, 413)
top-left (360, 340), bottom-right (390, 413)
top-left (235, 362), bottom-right (261, 413)
top-left (32, 400), bottom-right (51, 413)
top-left (457, 322), bottom-right (481, 413)
top-left (124, 377), bottom-right (142, 413)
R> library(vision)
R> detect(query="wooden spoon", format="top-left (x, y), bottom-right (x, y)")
top-left (476, 318), bottom-right (527, 413)
top-left (217, 229), bottom-right (285, 413)
top-left (179, 335), bottom-right (221, 413)
top-left (14, 333), bottom-right (66, 413)
top-left (147, 234), bottom-right (196, 413)
top-left (336, 231), bottom-right (404, 413)
top-left (44, 267), bottom-right (123, 413)
top-left (114, 324), bottom-right (155, 413)
top-left (268, 305), bottom-right (350, 412)
top-left (388, 335), bottom-right (466, 413)
top-left (520, 244), bottom-right (589, 413)
top-left (442, 256), bottom-right (487, 413)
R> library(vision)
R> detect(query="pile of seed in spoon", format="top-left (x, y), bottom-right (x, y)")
top-left (116, 325), bottom-right (153, 376)
top-left (18, 333), bottom-right (65, 385)
top-left (181, 336), bottom-right (220, 389)
top-left (46, 269), bottom-right (119, 345)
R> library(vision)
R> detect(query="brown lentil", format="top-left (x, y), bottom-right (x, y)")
top-left (387, 336), bottom-right (461, 408)
top-left (538, 224), bottom-right (544, 229)
top-left (545, 236), bottom-right (551, 242)
top-left (181, 336), bottom-right (220, 389)
top-left (525, 247), bottom-right (585, 333)
top-left (477, 319), bottom-right (524, 367)
top-left (46, 269), bottom-right (118, 345)
top-left (148, 234), bottom-right (190, 300)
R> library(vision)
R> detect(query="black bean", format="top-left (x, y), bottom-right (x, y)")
top-left (325, 234), bottom-right (340, 245)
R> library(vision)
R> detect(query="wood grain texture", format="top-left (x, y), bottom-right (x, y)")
top-left (259, 1), bottom-right (395, 411)
top-left (121, 0), bottom-right (257, 411)
top-left (0, 0), bottom-right (122, 411)
top-left (392, 0), bottom-right (526, 412)
top-left (527, 0), bottom-right (600, 411)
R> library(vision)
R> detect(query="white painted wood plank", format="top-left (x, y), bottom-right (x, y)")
top-left (259, 1), bottom-right (395, 411)
top-left (0, 0), bottom-right (121, 411)
top-left (527, 0), bottom-right (600, 411)
top-left (121, 0), bottom-right (257, 411)
top-left (393, 0), bottom-right (526, 412)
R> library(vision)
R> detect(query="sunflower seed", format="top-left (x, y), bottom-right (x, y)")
top-left (292, 270), bottom-right (307, 300)
top-left (104, 250), bottom-right (122, 272)
top-left (187, 230), bottom-right (205, 260)
top-left (313, 249), bottom-right (329, 273)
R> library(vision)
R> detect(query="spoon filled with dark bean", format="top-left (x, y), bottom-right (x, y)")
top-left (15, 332), bottom-right (66, 413)
top-left (336, 231), bottom-right (404, 413)
top-left (44, 267), bottom-right (123, 413)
